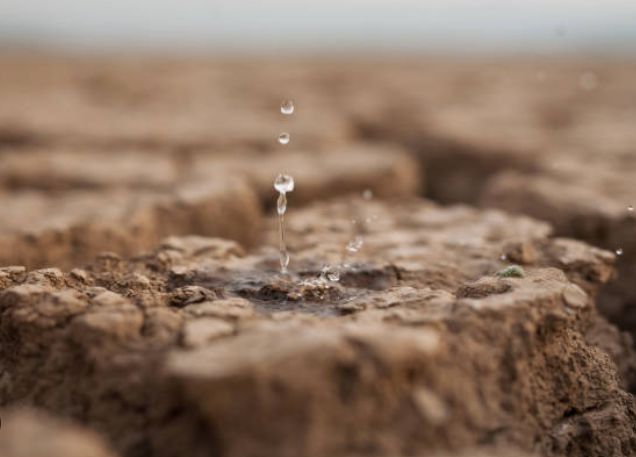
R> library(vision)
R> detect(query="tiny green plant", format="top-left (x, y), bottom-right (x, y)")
top-left (496, 265), bottom-right (525, 278)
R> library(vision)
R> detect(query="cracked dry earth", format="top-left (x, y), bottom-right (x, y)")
top-left (1, 55), bottom-right (636, 457)
top-left (1, 199), bottom-right (636, 457)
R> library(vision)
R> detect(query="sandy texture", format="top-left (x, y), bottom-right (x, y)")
top-left (1, 198), bottom-right (634, 457)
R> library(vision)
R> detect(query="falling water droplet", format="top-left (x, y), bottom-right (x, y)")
top-left (277, 192), bottom-right (287, 215)
top-left (281, 100), bottom-right (295, 115)
top-left (275, 174), bottom-right (295, 194)
top-left (280, 250), bottom-right (290, 272)
top-left (500, 254), bottom-right (508, 261)
top-left (278, 133), bottom-right (290, 145)
top-left (362, 189), bottom-right (373, 200)
top-left (616, 248), bottom-right (623, 256)
top-left (628, 205), bottom-right (634, 212)
top-left (346, 236), bottom-right (364, 253)
top-left (274, 174), bottom-right (295, 273)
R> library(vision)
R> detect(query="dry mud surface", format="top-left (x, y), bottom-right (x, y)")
top-left (0, 54), bottom-right (636, 457)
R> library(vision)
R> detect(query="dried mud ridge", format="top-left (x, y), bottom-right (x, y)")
top-left (1, 199), bottom-right (635, 457)
top-left (1, 56), bottom-right (636, 457)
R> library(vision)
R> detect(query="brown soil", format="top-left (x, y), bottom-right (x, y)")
top-left (0, 54), bottom-right (635, 457)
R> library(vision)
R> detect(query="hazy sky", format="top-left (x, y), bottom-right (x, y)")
top-left (1, 0), bottom-right (635, 55)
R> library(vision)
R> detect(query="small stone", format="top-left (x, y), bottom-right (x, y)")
top-left (562, 284), bottom-right (588, 309)
top-left (70, 269), bottom-right (89, 282)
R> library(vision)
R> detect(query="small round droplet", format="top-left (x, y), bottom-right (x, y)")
top-left (281, 100), bottom-right (295, 115)
top-left (274, 174), bottom-right (295, 194)
top-left (278, 133), bottom-right (290, 145)
top-left (346, 236), bottom-right (364, 253)
top-left (500, 254), bottom-right (508, 261)
top-left (616, 248), bottom-right (623, 256)
top-left (362, 189), bottom-right (373, 200)
top-left (628, 205), bottom-right (634, 212)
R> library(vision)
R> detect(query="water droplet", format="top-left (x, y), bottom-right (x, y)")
top-left (274, 174), bottom-right (294, 274)
top-left (500, 254), bottom-right (508, 261)
top-left (579, 72), bottom-right (598, 91)
top-left (274, 174), bottom-right (295, 194)
top-left (346, 236), bottom-right (364, 253)
top-left (280, 250), bottom-right (290, 273)
top-left (616, 248), bottom-right (623, 256)
top-left (628, 205), bottom-right (634, 212)
top-left (321, 266), bottom-right (340, 282)
top-left (281, 100), bottom-right (295, 115)
top-left (277, 192), bottom-right (287, 215)
top-left (278, 133), bottom-right (290, 145)
top-left (362, 189), bottom-right (373, 200)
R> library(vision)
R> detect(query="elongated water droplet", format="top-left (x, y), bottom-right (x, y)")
top-left (277, 193), bottom-right (287, 215)
top-left (346, 236), bottom-right (363, 253)
top-left (281, 100), bottom-right (295, 115)
top-left (278, 133), bottom-right (290, 145)
top-left (616, 248), bottom-right (623, 256)
top-left (274, 174), bottom-right (294, 274)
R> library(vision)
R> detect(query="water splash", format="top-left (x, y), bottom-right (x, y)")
top-left (300, 265), bottom-right (340, 289)
top-left (346, 236), bottom-right (363, 253)
top-left (281, 100), bottom-right (295, 115)
top-left (275, 174), bottom-right (295, 273)
top-left (321, 265), bottom-right (340, 282)
top-left (279, 133), bottom-right (290, 145)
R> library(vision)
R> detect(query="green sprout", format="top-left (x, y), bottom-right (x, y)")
top-left (496, 265), bottom-right (525, 278)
